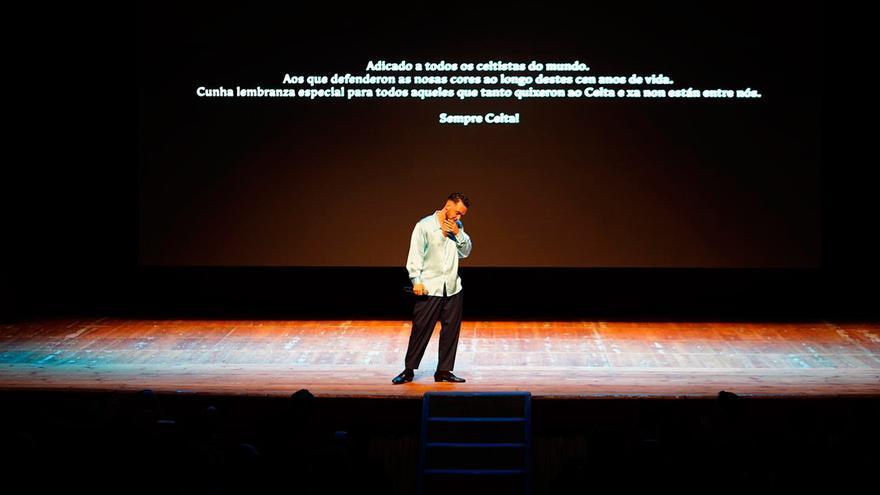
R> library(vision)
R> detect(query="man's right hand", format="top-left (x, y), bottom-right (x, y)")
top-left (413, 283), bottom-right (426, 296)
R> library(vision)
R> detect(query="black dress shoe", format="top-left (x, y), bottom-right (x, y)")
top-left (434, 371), bottom-right (466, 383)
top-left (392, 369), bottom-right (414, 384)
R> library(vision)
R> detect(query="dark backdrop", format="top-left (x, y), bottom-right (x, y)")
top-left (6, 1), bottom-right (877, 321)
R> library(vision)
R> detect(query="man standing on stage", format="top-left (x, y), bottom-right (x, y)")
top-left (393, 193), bottom-right (472, 384)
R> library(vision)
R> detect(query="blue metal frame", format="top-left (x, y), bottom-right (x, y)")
top-left (417, 391), bottom-right (532, 495)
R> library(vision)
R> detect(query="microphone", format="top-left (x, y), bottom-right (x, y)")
top-left (403, 286), bottom-right (427, 296)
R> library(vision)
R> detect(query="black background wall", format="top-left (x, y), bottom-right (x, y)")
top-left (6, 3), bottom-right (877, 322)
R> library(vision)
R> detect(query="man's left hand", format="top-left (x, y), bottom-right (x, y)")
top-left (443, 220), bottom-right (460, 237)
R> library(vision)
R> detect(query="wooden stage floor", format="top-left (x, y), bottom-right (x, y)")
top-left (1, 317), bottom-right (878, 399)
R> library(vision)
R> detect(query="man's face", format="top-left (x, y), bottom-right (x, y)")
top-left (444, 200), bottom-right (468, 222)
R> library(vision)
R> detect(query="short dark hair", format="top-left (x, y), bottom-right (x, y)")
top-left (447, 192), bottom-right (470, 208)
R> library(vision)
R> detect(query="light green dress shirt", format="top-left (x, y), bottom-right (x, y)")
top-left (406, 210), bottom-right (473, 297)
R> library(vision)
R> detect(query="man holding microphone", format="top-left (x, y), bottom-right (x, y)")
top-left (393, 193), bottom-right (472, 384)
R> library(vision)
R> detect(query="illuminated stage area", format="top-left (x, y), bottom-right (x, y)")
top-left (2, 317), bottom-right (878, 398)
top-left (3, 317), bottom-right (878, 493)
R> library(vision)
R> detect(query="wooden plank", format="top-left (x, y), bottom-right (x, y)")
top-left (0, 318), bottom-right (878, 398)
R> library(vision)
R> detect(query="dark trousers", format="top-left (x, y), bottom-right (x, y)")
top-left (404, 284), bottom-right (463, 371)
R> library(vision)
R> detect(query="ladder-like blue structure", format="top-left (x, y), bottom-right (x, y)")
top-left (417, 391), bottom-right (532, 495)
